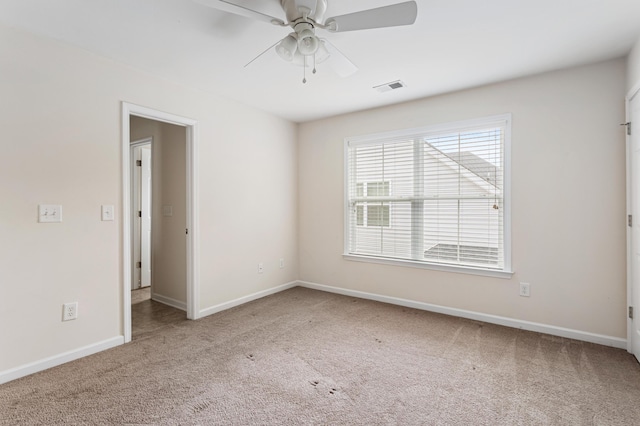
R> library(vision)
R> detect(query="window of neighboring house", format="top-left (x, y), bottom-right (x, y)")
top-left (355, 182), bottom-right (390, 227)
top-left (345, 114), bottom-right (512, 277)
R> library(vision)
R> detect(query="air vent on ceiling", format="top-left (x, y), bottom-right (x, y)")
top-left (374, 80), bottom-right (407, 93)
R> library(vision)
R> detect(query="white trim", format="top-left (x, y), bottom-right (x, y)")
top-left (343, 114), bottom-right (512, 275)
top-left (130, 137), bottom-right (153, 292)
top-left (198, 281), bottom-right (298, 319)
top-left (343, 140), bottom-right (350, 260)
top-left (186, 124), bottom-right (200, 319)
top-left (0, 336), bottom-right (124, 385)
top-left (122, 102), bottom-right (200, 341)
top-left (122, 107), bottom-right (132, 342)
top-left (628, 81), bottom-right (640, 104)
top-left (297, 280), bottom-right (627, 349)
top-left (343, 254), bottom-right (513, 279)
top-left (346, 114), bottom-right (511, 147)
top-left (626, 90), bottom-right (632, 353)
top-left (626, 83), bottom-right (640, 354)
top-left (151, 293), bottom-right (187, 311)
top-left (130, 137), bottom-right (153, 147)
top-left (503, 116), bottom-right (512, 270)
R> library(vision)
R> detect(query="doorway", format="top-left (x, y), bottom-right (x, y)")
top-left (131, 138), bottom-right (152, 291)
top-left (122, 103), bottom-right (199, 343)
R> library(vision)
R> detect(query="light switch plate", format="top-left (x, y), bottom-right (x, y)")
top-left (101, 205), bottom-right (114, 221)
top-left (38, 204), bottom-right (62, 223)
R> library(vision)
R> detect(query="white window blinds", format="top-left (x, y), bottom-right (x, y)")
top-left (346, 115), bottom-right (510, 273)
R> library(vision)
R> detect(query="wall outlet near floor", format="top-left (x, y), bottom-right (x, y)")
top-left (62, 302), bottom-right (78, 321)
top-left (258, 263), bottom-right (264, 274)
top-left (279, 258), bottom-right (284, 269)
top-left (519, 282), bottom-right (531, 297)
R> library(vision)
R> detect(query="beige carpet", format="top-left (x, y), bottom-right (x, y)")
top-left (2, 287), bottom-right (640, 425)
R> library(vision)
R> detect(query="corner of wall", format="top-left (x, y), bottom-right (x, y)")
top-left (627, 36), bottom-right (640, 92)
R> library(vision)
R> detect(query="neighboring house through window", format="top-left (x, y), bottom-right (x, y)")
top-left (345, 114), bottom-right (512, 277)
top-left (356, 182), bottom-right (390, 227)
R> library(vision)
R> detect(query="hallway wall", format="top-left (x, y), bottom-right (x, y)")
top-left (131, 117), bottom-right (187, 307)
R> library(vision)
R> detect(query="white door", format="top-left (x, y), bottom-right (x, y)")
top-left (630, 90), bottom-right (640, 363)
top-left (131, 140), bottom-right (152, 290)
top-left (140, 146), bottom-right (152, 288)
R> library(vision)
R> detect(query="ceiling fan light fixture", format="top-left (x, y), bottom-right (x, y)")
top-left (292, 51), bottom-right (308, 67)
top-left (315, 40), bottom-right (330, 63)
top-left (297, 28), bottom-right (319, 56)
top-left (275, 34), bottom-right (298, 62)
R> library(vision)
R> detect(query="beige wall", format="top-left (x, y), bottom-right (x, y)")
top-left (0, 23), bottom-right (298, 373)
top-left (298, 59), bottom-right (628, 339)
top-left (131, 117), bottom-right (187, 305)
top-left (628, 36), bottom-right (640, 92)
top-left (0, 18), bottom-right (632, 380)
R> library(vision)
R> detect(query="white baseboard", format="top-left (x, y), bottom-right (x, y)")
top-left (0, 336), bottom-right (124, 385)
top-left (199, 281), bottom-right (298, 319)
top-left (152, 292), bottom-right (187, 311)
top-left (4, 280), bottom-right (624, 385)
top-left (297, 280), bottom-right (627, 349)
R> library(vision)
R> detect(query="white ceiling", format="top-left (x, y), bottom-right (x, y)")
top-left (2, 0), bottom-right (640, 122)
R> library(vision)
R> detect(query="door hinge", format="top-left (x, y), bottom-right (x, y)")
top-left (621, 122), bottom-right (631, 136)
top-left (186, 228), bottom-right (189, 235)
top-left (136, 160), bottom-right (142, 166)
top-left (630, 306), bottom-right (634, 319)
top-left (629, 214), bottom-right (633, 227)
top-left (136, 261), bottom-right (142, 269)
top-left (138, 211), bottom-right (142, 218)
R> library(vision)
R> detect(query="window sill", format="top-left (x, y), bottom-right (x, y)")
top-left (343, 254), bottom-right (514, 279)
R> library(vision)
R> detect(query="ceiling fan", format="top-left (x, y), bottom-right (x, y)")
top-left (195, 0), bottom-right (418, 83)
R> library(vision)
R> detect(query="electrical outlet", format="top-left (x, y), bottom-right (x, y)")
top-left (279, 258), bottom-right (284, 269)
top-left (62, 302), bottom-right (78, 321)
top-left (258, 263), bottom-right (264, 274)
top-left (519, 282), bottom-right (530, 297)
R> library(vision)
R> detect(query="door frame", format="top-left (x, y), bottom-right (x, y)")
top-left (626, 81), bottom-right (640, 355)
top-left (122, 102), bottom-right (200, 343)
top-left (130, 138), bottom-right (153, 291)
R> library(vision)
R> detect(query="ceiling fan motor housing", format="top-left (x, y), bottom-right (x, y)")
top-left (281, 0), bottom-right (328, 24)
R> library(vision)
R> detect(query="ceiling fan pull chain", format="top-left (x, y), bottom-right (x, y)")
top-left (303, 56), bottom-right (307, 83)
top-left (313, 53), bottom-right (317, 74)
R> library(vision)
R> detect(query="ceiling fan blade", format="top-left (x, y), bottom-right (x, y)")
top-left (324, 1), bottom-right (417, 32)
top-left (244, 39), bottom-right (281, 68)
top-left (193, 0), bottom-right (286, 26)
top-left (321, 39), bottom-right (358, 78)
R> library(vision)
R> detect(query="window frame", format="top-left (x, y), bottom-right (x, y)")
top-left (343, 114), bottom-right (513, 279)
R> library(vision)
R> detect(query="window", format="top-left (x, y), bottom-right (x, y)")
top-left (345, 115), bottom-right (511, 276)
top-left (356, 182), bottom-right (390, 227)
